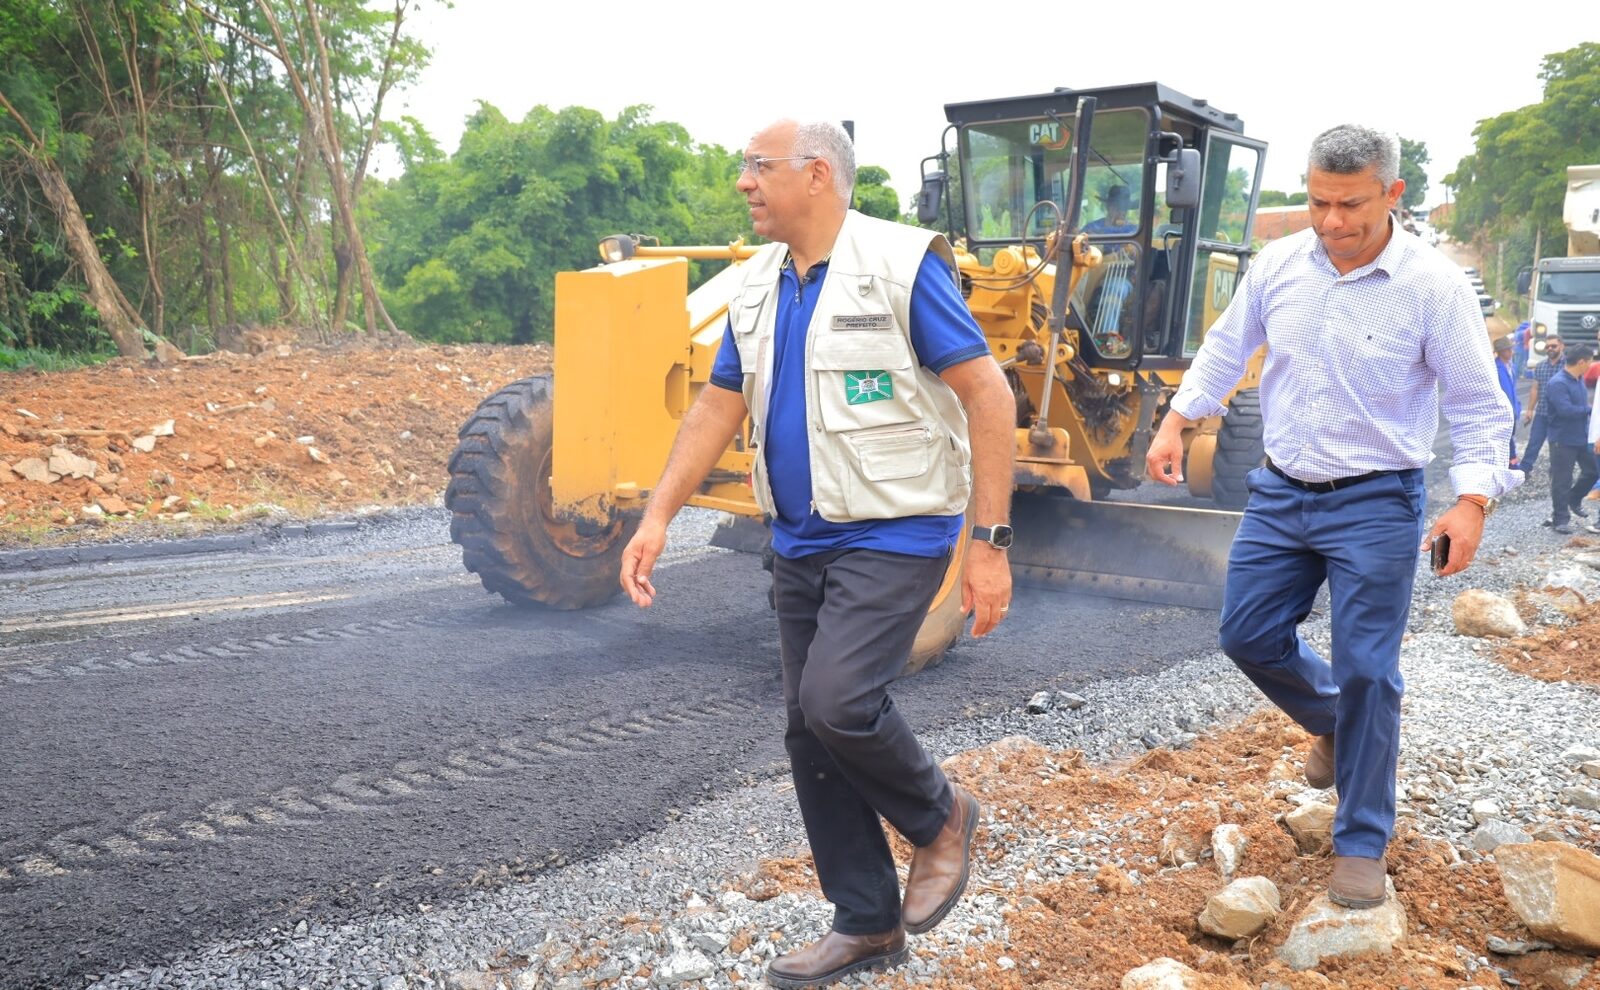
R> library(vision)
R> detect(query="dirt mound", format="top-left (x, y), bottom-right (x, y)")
top-left (744, 712), bottom-right (1600, 990)
top-left (0, 342), bottom-right (551, 543)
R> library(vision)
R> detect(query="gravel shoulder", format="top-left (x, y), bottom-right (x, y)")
top-left (78, 465), bottom-right (1600, 990)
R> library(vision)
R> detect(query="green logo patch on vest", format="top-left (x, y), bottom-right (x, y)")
top-left (844, 371), bottom-right (893, 405)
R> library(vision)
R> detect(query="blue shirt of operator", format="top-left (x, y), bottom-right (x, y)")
top-left (709, 251), bottom-right (990, 560)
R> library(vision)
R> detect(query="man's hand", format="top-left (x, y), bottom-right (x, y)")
top-left (1420, 499), bottom-right (1488, 577)
top-left (962, 544), bottom-right (1012, 637)
top-left (619, 519), bottom-right (669, 606)
top-left (1522, 408), bottom-right (1534, 424)
top-left (1145, 414), bottom-right (1190, 486)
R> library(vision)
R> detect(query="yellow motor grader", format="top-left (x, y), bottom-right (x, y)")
top-left (445, 82), bottom-right (1269, 669)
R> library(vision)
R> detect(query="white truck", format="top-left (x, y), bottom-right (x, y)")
top-left (1522, 165), bottom-right (1600, 359)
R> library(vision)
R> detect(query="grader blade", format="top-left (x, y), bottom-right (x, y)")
top-left (1009, 496), bottom-right (1242, 609)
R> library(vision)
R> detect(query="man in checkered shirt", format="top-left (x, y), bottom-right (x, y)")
top-left (1146, 124), bottom-right (1522, 909)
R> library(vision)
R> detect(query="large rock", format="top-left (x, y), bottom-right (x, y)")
top-left (11, 457), bottom-right (54, 483)
top-left (1564, 744), bottom-right (1600, 764)
top-left (96, 495), bottom-right (131, 516)
top-left (1561, 786), bottom-right (1600, 811)
top-left (1121, 958), bottom-right (1201, 990)
top-left (655, 949), bottom-right (716, 983)
top-left (1472, 818), bottom-right (1533, 853)
top-left (1277, 879), bottom-right (1407, 971)
top-left (1284, 802), bottom-right (1337, 854)
top-left (1451, 589), bottom-right (1526, 638)
top-left (48, 446), bottom-right (96, 479)
top-left (1198, 876), bottom-right (1280, 938)
top-left (1495, 841), bottom-right (1600, 951)
top-left (1211, 823), bottom-right (1247, 880)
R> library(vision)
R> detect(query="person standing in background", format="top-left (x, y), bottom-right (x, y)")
top-left (1520, 335), bottom-right (1563, 475)
top-left (1543, 345), bottom-right (1596, 535)
top-left (1494, 337), bottom-right (1520, 467)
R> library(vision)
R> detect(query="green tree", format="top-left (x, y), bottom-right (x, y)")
top-left (1448, 42), bottom-right (1600, 251)
top-left (853, 165), bottom-right (900, 220)
top-left (1399, 137), bottom-right (1429, 209)
top-left (366, 104), bottom-right (749, 343)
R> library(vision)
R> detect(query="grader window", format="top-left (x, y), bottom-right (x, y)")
top-left (1073, 109), bottom-right (1150, 237)
top-left (961, 117), bottom-right (1077, 241)
top-left (1068, 108), bottom-right (1150, 359)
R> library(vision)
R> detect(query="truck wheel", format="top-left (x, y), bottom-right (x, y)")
top-left (1210, 388), bottom-right (1265, 510)
top-left (903, 528), bottom-right (969, 674)
top-left (446, 375), bottom-right (637, 609)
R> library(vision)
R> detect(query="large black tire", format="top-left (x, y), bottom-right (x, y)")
top-left (446, 375), bottom-right (637, 609)
top-left (1210, 387), bottom-right (1265, 510)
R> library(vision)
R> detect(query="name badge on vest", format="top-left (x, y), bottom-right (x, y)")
top-left (830, 314), bottom-right (893, 331)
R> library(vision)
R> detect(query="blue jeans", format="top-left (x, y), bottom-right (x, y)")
top-left (1521, 413), bottom-right (1549, 474)
top-left (1218, 466), bottom-right (1425, 858)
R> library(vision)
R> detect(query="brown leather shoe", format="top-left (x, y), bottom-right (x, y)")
top-left (1305, 734), bottom-right (1335, 790)
top-left (1328, 854), bottom-right (1388, 909)
top-left (765, 928), bottom-right (908, 989)
top-left (901, 785), bottom-right (980, 935)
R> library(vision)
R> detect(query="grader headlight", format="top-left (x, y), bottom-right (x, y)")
top-left (598, 234), bottom-right (638, 264)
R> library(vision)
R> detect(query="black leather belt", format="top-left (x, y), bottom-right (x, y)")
top-left (1265, 458), bottom-right (1392, 494)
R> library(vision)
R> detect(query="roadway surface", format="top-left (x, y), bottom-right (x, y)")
top-left (0, 509), bottom-right (1228, 989)
top-left (0, 392), bottom-right (1472, 989)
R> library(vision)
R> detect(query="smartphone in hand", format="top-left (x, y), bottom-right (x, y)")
top-left (1430, 533), bottom-right (1451, 575)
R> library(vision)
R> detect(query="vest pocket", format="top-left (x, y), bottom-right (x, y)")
top-left (853, 426), bottom-right (934, 480)
top-left (810, 331), bottom-right (919, 432)
top-left (730, 295), bottom-right (766, 369)
top-left (837, 425), bottom-right (949, 518)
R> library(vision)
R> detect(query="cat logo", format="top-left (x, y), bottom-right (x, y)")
top-left (1212, 270), bottom-right (1237, 311)
top-left (1028, 122), bottom-right (1071, 151)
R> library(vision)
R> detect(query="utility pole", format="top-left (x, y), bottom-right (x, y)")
top-left (1528, 227), bottom-right (1542, 320)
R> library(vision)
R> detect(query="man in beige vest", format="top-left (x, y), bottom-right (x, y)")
top-left (620, 118), bottom-right (1016, 989)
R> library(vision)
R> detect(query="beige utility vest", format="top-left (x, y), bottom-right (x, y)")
top-left (732, 210), bottom-right (974, 523)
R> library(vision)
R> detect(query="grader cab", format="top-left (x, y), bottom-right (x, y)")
top-left (445, 82), bottom-right (1270, 668)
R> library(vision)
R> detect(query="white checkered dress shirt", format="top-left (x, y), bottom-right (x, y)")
top-left (1171, 222), bottom-right (1523, 498)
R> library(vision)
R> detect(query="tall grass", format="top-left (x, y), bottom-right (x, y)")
top-left (0, 346), bottom-right (118, 372)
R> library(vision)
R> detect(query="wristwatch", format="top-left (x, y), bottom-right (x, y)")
top-left (971, 523), bottom-right (1015, 550)
top-left (1458, 494), bottom-right (1498, 517)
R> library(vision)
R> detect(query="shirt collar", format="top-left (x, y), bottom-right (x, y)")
top-left (1305, 214), bottom-right (1409, 279)
top-left (781, 251), bottom-right (831, 286)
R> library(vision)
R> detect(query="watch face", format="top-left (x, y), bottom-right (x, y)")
top-left (990, 524), bottom-right (1015, 549)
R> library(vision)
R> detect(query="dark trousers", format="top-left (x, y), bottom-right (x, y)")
top-left (1521, 413), bottom-right (1549, 473)
top-left (1548, 442), bottom-right (1598, 526)
top-left (772, 548), bottom-right (953, 935)
top-left (1218, 466), bottom-right (1425, 858)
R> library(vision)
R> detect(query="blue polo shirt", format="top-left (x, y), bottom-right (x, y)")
top-left (709, 250), bottom-right (990, 559)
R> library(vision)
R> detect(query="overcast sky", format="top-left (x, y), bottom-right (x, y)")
top-left (386, 0), bottom-right (1594, 212)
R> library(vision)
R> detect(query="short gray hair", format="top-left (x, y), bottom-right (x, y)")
top-left (792, 121), bottom-right (856, 202)
top-left (1307, 124), bottom-right (1400, 189)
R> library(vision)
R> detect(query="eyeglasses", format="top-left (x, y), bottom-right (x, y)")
top-left (737, 155), bottom-right (818, 177)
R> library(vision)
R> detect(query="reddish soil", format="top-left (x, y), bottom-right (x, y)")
top-left (1502, 597), bottom-right (1600, 688)
top-left (738, 713), bottom-right (1600, 990)
top-left (0, 338), bottom-right (551, 542)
